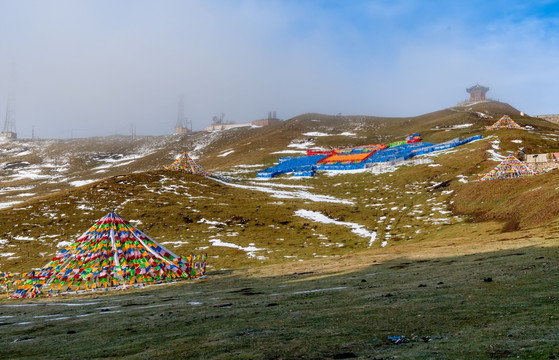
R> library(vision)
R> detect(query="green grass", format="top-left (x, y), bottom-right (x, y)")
top-left (1, 234), bottom-right (557, 359)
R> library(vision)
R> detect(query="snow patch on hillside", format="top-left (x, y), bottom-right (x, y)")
top-left (190, 131), bottom-right (226, 159)
top-left (271, 149), bottom-right (307, 155)
top-left (10, 168), bottom-right (55, 181)
top-left (217, 149), bottom-right (235, 157)
top-left (288, 139), bottom-right (315, 149)
top-left (0, 200), bottom-right (23, 209)
top-left (70, 180), bottom-right (97, 187)
top-left (451, 123), bottom-right (474, 129)
top-left (91, 154), bottom-right (143, 169)
top-left (57, 241), bottom-right (73, 248)
top-left (487, 149), bottom-right (505, 161)
top-left (0, 185), bottom-right (34, 195)
top-left (235, 164), bottom-right (265, 168)
top-left (160, 241), bottom-right (189, 247)
top-left (198, 218), bottom-right (226, 226)
top-left (295, 209), bottom-right (376, 246)
top-left (12, 235), bottom-right (34, 241)
top-left (208, 237), bottom-right (264, 259)
top-left (248, 182), bottom-right (312, 190)
top-left (303, 132), bottom-right (331, 137)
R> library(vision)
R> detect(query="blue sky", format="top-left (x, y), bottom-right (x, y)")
top-left (1, 0), bottom-right (559, 138)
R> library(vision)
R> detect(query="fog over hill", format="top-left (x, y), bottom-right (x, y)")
top-left (3, 1), bottom-right (559, 141)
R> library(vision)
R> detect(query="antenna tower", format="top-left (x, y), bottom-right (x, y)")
top-left (2, 96), bottom-right (16, 134)
top-left (176, 94), bottom-right (185, 128)
top-left (174, 94), bottom-right (191, 135)
top-left (2, 67), bottom-right (17, 139)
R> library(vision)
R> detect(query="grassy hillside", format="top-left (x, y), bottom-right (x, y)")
top-left (3, 136), bottom-right (556, 274)
top-left (0, 100), bottom-right (558, 359)
top-left (0, 232), bottom-right (557, 359)
top-left (1, 101), bottom-right (558, 272)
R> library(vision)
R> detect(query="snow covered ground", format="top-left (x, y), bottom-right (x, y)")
top-left (0, 136), bottom-right (178, 210)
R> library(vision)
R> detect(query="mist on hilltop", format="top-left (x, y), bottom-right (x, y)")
top-left (1, 1), bottom-right (558, 139)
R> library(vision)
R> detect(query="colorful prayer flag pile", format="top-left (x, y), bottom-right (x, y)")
top-left (479, 155), bottom-right (539, 181)
top-left (486, 115), bottom-right (523, 130)
top-left (2, 212), bottom-right (206, 298)
top-left (164, 152), bottom-right (209, 176)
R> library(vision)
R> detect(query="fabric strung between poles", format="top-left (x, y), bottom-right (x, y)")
top-left (164, 152), bottom-right (209, 177)
top-left (2, 211), bottom-right (206, 298)
top-left (479, 154), bottom-right (539, 181)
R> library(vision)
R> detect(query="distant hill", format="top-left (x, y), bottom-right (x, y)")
top-left (0, 100), bottom-right (558, 273)
top-left (2, 100), bottom-right (558, 360)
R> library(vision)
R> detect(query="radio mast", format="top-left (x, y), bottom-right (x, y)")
top-left (174, 94), bottom-right (190, 135)
top-left (1, 66), bottom-right (16, 139)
